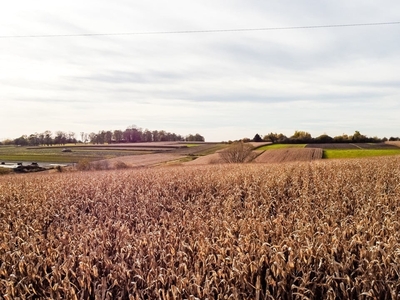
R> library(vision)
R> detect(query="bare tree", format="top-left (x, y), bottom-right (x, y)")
top-left (220, 142), bottom-right (255, 163)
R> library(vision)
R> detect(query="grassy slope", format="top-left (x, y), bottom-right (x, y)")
top-left (256, 144), bottom-right (306, 151)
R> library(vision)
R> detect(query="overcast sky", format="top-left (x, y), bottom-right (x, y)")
top-left (1, 1), bottom-right (400, 142)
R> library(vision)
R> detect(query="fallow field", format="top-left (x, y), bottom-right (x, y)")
top-left (0, 142), bottom-right (225, 168)
top-left (1, 156), bottom-right (400, 298)
top-left (254, 148), bottom-right (323, 163)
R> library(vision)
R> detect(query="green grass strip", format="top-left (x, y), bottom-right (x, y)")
top-left (257, 144), bottom-right (306, 151)
top-left (323, 149), bottom-right (400, 159)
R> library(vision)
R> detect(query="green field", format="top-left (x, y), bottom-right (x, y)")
top-left (323, 149), bottom-right (400, 159)
top-left (254, 144), bottom-right (400, 159)
top-left (256, 144), bottom-right (306, 151)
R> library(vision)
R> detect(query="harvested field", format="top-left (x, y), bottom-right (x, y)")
top-left (97, 153), bottom-right (185, 168)
top-left (306, 143), bottom-right (359, 149)
top-left (2, 157), bottom-right (400, 298)
top-left (254, 148), bottom-right (323, 163)
top-left (186, 144), bottom-right (265, 165)
top-left (184, 152), bottom-right (223, 165)
top-left (355, 143), bottom-right (400, 149)
top-left (386, 141), bottom-right (400, 148)
top-left (101, 144), bottom-right (227, 167)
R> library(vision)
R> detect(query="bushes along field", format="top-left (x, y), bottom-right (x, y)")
top-left (1, 157), bottom-right (400, 298)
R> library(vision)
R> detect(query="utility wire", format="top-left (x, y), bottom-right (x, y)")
top-left (1, 21), bottom-right (400, 39)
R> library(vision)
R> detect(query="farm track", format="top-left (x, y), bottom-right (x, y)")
top-left (3, 157), bottom-right (400, 298)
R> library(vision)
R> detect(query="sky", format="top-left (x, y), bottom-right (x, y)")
top-left (1, 1), bottom-right (400, 142)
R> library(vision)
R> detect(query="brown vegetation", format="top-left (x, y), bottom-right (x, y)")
top-left (184, 152), bottom-right (223, 165)
top-left (220, 142), bottom-right (256, 163)
top-left (254, 148), bottom-right (323, 163)
top-left (1, 157), bottom-right (400, 298)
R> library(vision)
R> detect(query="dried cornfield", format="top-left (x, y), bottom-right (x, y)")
top-left (254, 148), bottom-right (323, 163)
top-left (1, 156), bottom-right (400, 299)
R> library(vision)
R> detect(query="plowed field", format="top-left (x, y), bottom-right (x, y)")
top-left (306, 143), bottom-right (400, 149)
top-left (254, 148), bottom-right (323, 163)
top-left (386, 141), bottom-right (400, 147)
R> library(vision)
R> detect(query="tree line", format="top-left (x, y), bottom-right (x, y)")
top-left (1, 126), bottom-right (205, 146)
top-left (242, 130), bottom-right (400, 144)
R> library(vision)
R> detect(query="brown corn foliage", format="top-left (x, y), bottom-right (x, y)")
top-left (1, 156), bottom-right (400, 299)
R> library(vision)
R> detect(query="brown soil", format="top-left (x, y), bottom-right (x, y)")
top-left (385, 141), bottom-right (400, 148)
top-left (254, 148), bottom-right (323, 163)
top-left (307, 143), bottom-right (400, 149)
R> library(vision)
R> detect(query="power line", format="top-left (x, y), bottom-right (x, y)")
top-left (1, 21), bottom-right (400, 39)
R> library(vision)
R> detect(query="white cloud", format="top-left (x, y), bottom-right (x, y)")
top-left (1, 1), bottom-right (400, 141)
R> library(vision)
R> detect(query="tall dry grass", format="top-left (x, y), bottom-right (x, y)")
top-left (1, 156), bottom-right (400, 298)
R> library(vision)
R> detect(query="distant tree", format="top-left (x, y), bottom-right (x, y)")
top-left (351, 131), bottom-right (367, 143)
top-left (315, 134), bottom-right (333, 143)
top-left (14, 135), bottom-right (28, 146)
top-left (67, 132), bottom-right (77, 144)
top-left (113, 130), bottom-right (123, 143)
top-left (186, 133), bottom-right (205, 142)
top-left (252, 134), bottom-right (263, 142)
top-left (54, 131), bottom-right (67, 145)
top-left (38, 133), bottom-right (45, 145)
top-left (80, 132), bottom-right (85, 143)
top-left (152, 130), bottom-right (160, 142)
top-left (7, 125), bottom-right (205, 146)
top-left (143, 129), bottom-right (153, 142)
top-left (263, 133), bottom-right (276, 143)
top-left (159, 130), bottom-right (167, 142)
top-left (105, 131), bottom-right (113, 144)
top-left (290, 131), bottom-right (312, 143)
top-left (80, 132), bottom-right (89, 143)
top-left (89, 132), bottom-right (97, 144)
top-left (28, 133), bottom-right (40, 146)
top-left (220, 142), bottom-right (255, 163)
top-left (44, 131), bottom-right (53, 146)
top-left (123, 126), bottom-right (142, 143)
top-left (370, 136), bottom-right (382, 143)
top-left (333, 134), bottom-right (350, 143)
top-left (194, 133), bottom-right (205, 142)
top-left (2, 139), bottom-right (13, 145)
top-left (264, 132), bottom-right (288, 143)
top-left (96, 131), bottom-right (107, 144)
